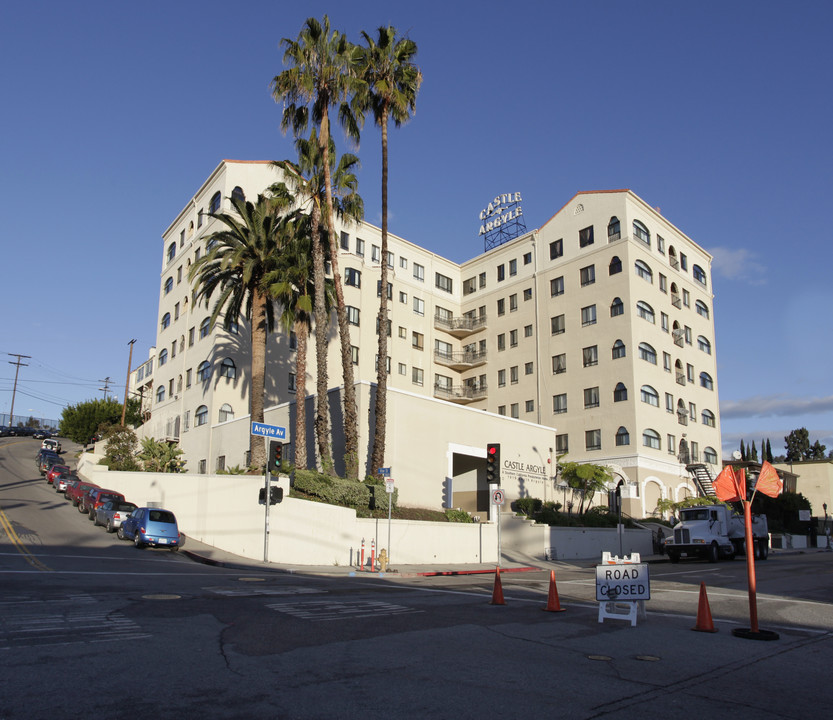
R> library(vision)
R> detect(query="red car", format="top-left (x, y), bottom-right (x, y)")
top-left (46, 465), bottom-right (70, 485)
top-left (68, 482), bottom-right (99, 508)
top-left (84, 488), bottom-right (126, 520)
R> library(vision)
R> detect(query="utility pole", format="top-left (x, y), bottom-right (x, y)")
top-left (99, 377), bottom-right (111, 400)
top-left (121, 339), bottom-right (136, 426)
top-left (7, 354), bottom-right (31, 430)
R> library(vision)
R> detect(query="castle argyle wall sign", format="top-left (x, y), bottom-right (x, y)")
top-left (479, 192), bottom-right (527, 251)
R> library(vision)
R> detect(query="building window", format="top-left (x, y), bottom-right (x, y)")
top-left (510, 403), bottom-right (519, 419)
top-left (634, 260), bottom-right (653, 282)
top-left (523, 252), bottom-right (532, 265)
top-left (479, 272), bottom-right (486, 288)
top-left (347, 306), bottom-right (360, 326)
top-left (585, 429), bottom-right (601, 451)
top-left (551, 314), bottom-right (565, 335)
top-left (371, 244), bottom-right (381, 263)
top-left (638, 342), bottom-right (657, 364)
top-left (340, 231), bottom-right (350, 250)
top-left (687, 363), bottom-right (695, 383)
top-left (550, 276), bottom-right (564, 296)
top-left (197, 361), bottom-right (211, 382)
top-left (610, 297), bottom-right (624, 317)
top-left (524, 324), bottom-right (533, 339)
top-left (345, 267), bottom-right (361, 288)
top-left (657, 235), bottom-right (666, 253)
top-left (400, 256), bottom-right (408, 269)
top-left (156, 385), bottom-right (165, 403)
top-left (680, 253), bottom-right (688, 271)
top-left (549, 239), bottom-right (563, 259)
top-left (666, 393), bottom-right (674, 413)
top-left (174, 302), bottom-right (180, 320)
top-left (164, 277), bottom-right (173, 295)
top-left (218, 404), bottom-right (234, 423)
top-left (612, 340), bottom-right (626, 359)
top-left (412, 367), bottom-right (424, 386)
top-left (510, 366), bottom-right (519, 384)
top-left (219, 358), bottom-right (236, 379)
top-left (216, 455), bottom-right (226, 472)
top-left (613, 382), bottom-right (628, 402)
top-left (556, 433), bottom-right (568, 454)
top-left (579, 226), bottom-right (594, 247)
top-left (498, 405), bottom-right (506, 416)
top-left (435, 272), bottom-right (453, 293)
top-left (161, 313), bottom-right (171, 330)
top-left (198, 459), bottom-right (207, 474)
top-left (704, 447), bottom-right (718, 464)
top-left (167, 243), bottom-right (176, 263)
top-left (582, 345), bottom-right (598, 367)
top-left (498, 369), bottom-right (506, 387)
top-left (398, 363), bottom-right (407, 376)
top-left (700, 372), bottom-right (714, 390)
top-left (398, 291), bottom-right (408, 305)
top-left (509, 259), bottom-right (517, 276)
top-left (171, 341), bottom-right (177, 359)
top-left (553, 393), bottom-right (567, 414)
top-left (642, 428), bottom-right (661, 450)
top-left (509, 294), bottom-right (518, 312)
top-left (581, 305), bottom-right (596, 327)
top-left (497, 298), bottom-right (505, 316)
top-left (659, 274), bottom-right (667, 293)
top-left (497, 264), bottom-right (505, 282)
top-left (525, 399), bottom-right (534, 413)
top-left (412, 332), bottom-right (424, 350)
top-left (685, 326), bottom-right (693, 344)
top-left (696, 300), bottom-right (710, 319)
top-left (698, 336), bottom-right (712, 354)
top-left (584, 387), bottom-right (600, 409)
top-left (509, 329), bottom-right (518, 347)
top-left (636, 301), bottom-right (655, 323)
top-left (525, 361), bottom-right (533, 375)
top-left (552, 353), bottom-right (566, 374)
top-left (376, 281), bottom-right (393, 299)
top-left (209, 192), bottom-right (221, 214)
top-left (199, 318), bottom-right (210, 339)
top-left (355, 237), bottom-right (365, 257)
top-left (158, 349), bottom-right (168, 366)
top-left (683, 289), bottom-right (691, 308)
top-left (702, 409), bottom-right (716, 427)
top-left (186, 369), bottom-right (192, 387)
top-left (633, 220), bottom-right (650, 246)
top-left (231, 186), bottom-right (245, 204)
top-left (350, 345), bottom-right (359, 365)
top-left (497, 333), bottom-right (505, 351)
top-left (661, 313), bottom-right (669, 333)
top-left (640, 385), bottom-right (659, 407)
top-left (463, 277), bottom-right (476, 295)
top-left (609, 256), bottom-right (622, 275)
top-left (188, 327), bottom-right (195, 346)
top-left (413, 297), bottom-right (424, 316)
top-left (615, 427), bottom-right (630, 446)
top-left (523, 288), bottom-right (532, 302)
top-left (580, 265), bottom-right (595, 287)
top-left (195, 405), bottom-right (208, 426)
top-left (608, 217), bottom-right (621, 241)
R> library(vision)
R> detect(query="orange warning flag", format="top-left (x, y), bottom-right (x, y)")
top-left (756, 461), bottom-right (783, 498)
top-left (713, 465), bottom-right (742, 502)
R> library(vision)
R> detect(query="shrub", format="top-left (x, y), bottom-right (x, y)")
top-left (445, 508), bottom-right (474, 523)
top-left (514, 496), bottom-right (543, 517)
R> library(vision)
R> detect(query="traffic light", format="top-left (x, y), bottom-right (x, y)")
top-left (486, 443), bottom-right (501, 485)
top-left (268, 440), bottom-right (283, 475)
top-left (269, 486), bottom-right (284, 505)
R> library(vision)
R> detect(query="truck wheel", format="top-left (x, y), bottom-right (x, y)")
top-left (668, 551), bottom-right (680, 564)
top-left (708, 542), bottom-right (719, 563)
top-left (758, 538), bottom-right (769, 560)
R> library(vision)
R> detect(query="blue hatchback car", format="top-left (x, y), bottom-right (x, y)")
top-left (120, 507), bottom-right (183, 551)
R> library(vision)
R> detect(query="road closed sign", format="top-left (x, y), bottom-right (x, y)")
top-left (595, 563), bottom-right (650, 601)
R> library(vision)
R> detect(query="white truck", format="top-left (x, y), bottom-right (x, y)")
top-left (664, 504), bottom-right (769, 563)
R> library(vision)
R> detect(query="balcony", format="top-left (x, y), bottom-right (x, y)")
top-left (671, 295), bottom-right (682, 309)
top-left (676, 372), bottom-right (686, 386)
top-left (670, 257), bottom-right (680, 270)
top-left (433, 383), bottom-right (488, 405)
top-left (434, 313), bottom-right (486, 339)
top-left (672, 330), bottom-right (685, 347)
top-left (434, 349), bottom-right (487, 372)
top-left (677, 411), bottom-right (688, 426)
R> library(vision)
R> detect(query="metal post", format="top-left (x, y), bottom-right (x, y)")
top-left (263, 472), bottom-right (270, 563)
top-left (387, 491), bottom-right (392, 567)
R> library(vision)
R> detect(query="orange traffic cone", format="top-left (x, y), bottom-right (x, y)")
top-left (542, 570), bottom-right (566, 612)
top-left (692, 581), bottom-right (718, 632)
top-left (490, 566), bottom-right (506, 605)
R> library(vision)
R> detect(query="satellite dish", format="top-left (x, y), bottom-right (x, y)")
top-left (732, 450), bottom-right (742, 460)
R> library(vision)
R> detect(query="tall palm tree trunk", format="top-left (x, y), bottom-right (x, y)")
top-left (310, 201), bottom-right (333, 473)
top-left (293, 312), bottom-right (308, 470)
top-left (250, 288), bottom-right (268, 469)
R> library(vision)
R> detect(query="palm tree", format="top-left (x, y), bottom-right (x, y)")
top-left (356, 26), bottom-right (422, 477)
top-left (273, 131), bottom-right (363, 473)
top-left (272, 15), bottom-right (363, 478)
top-left (188, 190), bottom-right (292, 470)
top-left (267, 212), bottom-right (334, 471)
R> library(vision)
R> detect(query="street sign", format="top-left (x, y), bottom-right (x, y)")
top-left (385, 479), bottom-right (395, 494)
top-left (251, 422), bottom-right (286, 439)
top-left (492, 488), bottom-right (505, 506)
top-left (595, 563), bottom-right (650, 601)
top-left (378, 467), bottom-right (391, 477)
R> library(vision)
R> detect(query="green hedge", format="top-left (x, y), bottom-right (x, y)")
top-left (292, 469), bottom-right (398, 510)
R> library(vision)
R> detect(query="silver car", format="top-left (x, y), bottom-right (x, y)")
top-left (94, 500), bottom-right (138, 533)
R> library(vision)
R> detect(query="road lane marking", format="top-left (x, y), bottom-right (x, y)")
top-left (0, 504), bottom-right (51, 572)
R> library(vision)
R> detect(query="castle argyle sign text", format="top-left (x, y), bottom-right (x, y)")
top-left (478, 192), bottom-right (523, 236)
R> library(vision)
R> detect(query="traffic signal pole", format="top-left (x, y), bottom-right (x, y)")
top-left (263, 471), bottom-right (271, 563)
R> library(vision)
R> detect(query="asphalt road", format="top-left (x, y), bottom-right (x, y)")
top-left (2, 436), bottom-right (832, 719)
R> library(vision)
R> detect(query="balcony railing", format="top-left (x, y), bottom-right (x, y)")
top-left (671, 295), bottom-right (682, 309)
top-left (434, 313), bottom-right (487, 338)
top-left (433, 383), bottom-right (487, 404)
top-left (676, 372), bottom-right (686, 386)
top-left (434, 349), bottom-right (487, 371)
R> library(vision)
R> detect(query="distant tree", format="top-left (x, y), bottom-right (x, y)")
top-left (137, 437), bottom-right (186, 473)
top-left (754, 491), bottom-right (812, 533)
top-left (750, 441), bottom-right (758, 462)
top-left (60, 397), bottom-right (142, 445)
top-left (98, 424), bottom-right (140, 471)
top-left (765, 439), bottom-right (773, 463)
top-left (560, 461), bottom-right (612, 515)
top-left (810, 440), bottom-right (827, 460)
top-left (785, 428), bottom-right (811, 462)
top-left (740, 439), bottom-right (746, 461)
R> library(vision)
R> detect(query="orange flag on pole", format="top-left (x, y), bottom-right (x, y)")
top-left (755, 461), bottom-right (783, 498)
top-left (713, 465), bottom-right (742, 502)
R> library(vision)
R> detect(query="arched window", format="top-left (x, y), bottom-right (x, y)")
top-left (698, 336), bottom-right (712, 354)
top-left (634, 259), bottom-right (653, 283)
top-left (195, 405), bottom-right (208, 426)
top-left (156, 385), bottom-right (166, 403)
top-left (633, 220), bottom-right (650, 246)
top-left (218, 403), bottom-right (234, 423)
top-left (640, 384), bottom-right (659, 407)
top-left (209, 191), bottom-right (221, 214)
top-left (163, 277), bottom-right (173, 295)
top-left (636, 301), bottom-right (655, 323)
top-left (610, 297), bottom-right (624, 317)
top-left (612, 339), bottom-right (626, 359)
top-left (638, 342), bottom-right (657, 364)
top-left (161, 312), bottom-right (171, 330)
top-left (609, 256), bottom-right (622, 275)
top-left (197, 360), bottom-right (211, 382)
top-left (700, 372), bottom-right (714, 390)
top-left (608, 217), bottom-right (621, 241)
top-left (695, 300), bottom-right (710, 319)
top-left (701, 409), bottom-right (716, 427)
top-left (231, 186), bottom-right (245, 204)
top-left (642, 428), bottom-right (661, 450)
top-left (219, 358), bottom-right (236, 379)
top-left (615, 427), bottom-right (630, 446)
top-left (167, 243), bottom-right (176, 263)
top-left (158, 348), bottom-right (168, 366)
top-left (199, 317), bottom-right (211, 339)
top-left (668, 246), bottom-right (679, 270)
top-left (693, 264), bottom-right (707, 287)
top-left (613, 382), bottom-right (628, 402)
top-left (704, 446), bottom-right (718, 464)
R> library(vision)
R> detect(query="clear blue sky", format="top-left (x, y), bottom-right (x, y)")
top-left (1, 0), bottom-right (831, 459)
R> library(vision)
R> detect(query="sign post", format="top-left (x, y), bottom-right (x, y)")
top-left (385, 478), bottom-right (394, 567)
top-left (492, 487), bottom-right (505, 567)
top-left (251, 423), bottom-right (287, 563)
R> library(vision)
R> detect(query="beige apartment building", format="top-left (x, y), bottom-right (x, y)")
top-left (132, 160), bottom-right (721, 517)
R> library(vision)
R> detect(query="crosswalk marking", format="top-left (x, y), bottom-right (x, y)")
top-left (267, 599), bottom-right (423, 621)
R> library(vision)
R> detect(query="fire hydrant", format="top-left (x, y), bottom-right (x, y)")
top-left (378, 548), bottom-right (388, 572)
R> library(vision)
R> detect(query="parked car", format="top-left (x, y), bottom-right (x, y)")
top-left (94, 500), bottom-right (138, 533)
top-left (41, 438), bottom-right (61, 453)
top-left (119, 507), bottom-right (183, 550)
top-left (54, 472), bottom-right (73, 493)
top-left (82, 488), bottom-right (125, 519)
top-left (68, 482), bottom-right (99, 508)
top-left (40, 454), bottom-right (64, 476)
top-left (45, 465), bottom-right (70, 484)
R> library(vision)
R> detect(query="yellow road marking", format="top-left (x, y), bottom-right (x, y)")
top-left (0, 505), bottom-right (52, 572)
